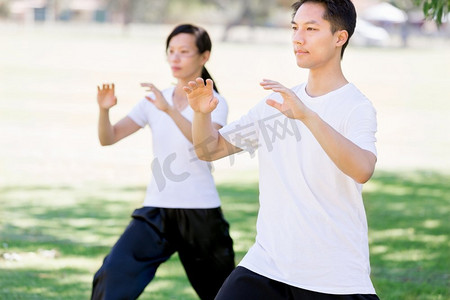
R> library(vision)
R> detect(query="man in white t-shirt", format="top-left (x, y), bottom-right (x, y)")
top-left (184, 0), bottom-right (380, 299)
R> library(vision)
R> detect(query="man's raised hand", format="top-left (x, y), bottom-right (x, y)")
top-left (260, 79), bottom-right (311, 121)
top-left (183, 78), bottom-right (218, 114)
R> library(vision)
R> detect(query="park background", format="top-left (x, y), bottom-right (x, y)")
top-left (1, 0), bottom-right (449, 299)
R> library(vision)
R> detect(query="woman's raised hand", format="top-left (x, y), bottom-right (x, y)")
top-left (141, 83), bottom-right (170, 112)
top-left (97, 83), bottom-right (117, 110)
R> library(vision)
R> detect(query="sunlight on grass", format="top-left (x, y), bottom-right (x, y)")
top-left (145, 280), bottom-right (173, 293)
top-left (370, 245), bottom-right (388, 255)
top-left (0, 254), bottom-right (97, 299)
top-left (229, 230), bottom-right (256, 252)
top-left (2, 170), bottom-right (449, 299)
top-left (371, 227), bottom-right (416, 239)
top-left (141, 255), bottom-right (198, 300)
top-left (383, 249), bottom-right (439, 262)
top-left (365, 171), bottom-right (450, 300)
top-left (423, 219), bottom-right (440, 229)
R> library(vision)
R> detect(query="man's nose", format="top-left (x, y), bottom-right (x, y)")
top-left (293, 30), bottom-right (304, 45)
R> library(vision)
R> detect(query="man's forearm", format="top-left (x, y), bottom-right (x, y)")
top-left (192, 112), bottom-right (221, 161)
top-left (302, 112), bottom-right (376, 183)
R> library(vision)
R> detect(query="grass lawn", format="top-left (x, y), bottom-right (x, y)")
top-left (1, 23), bottom-right (449, 299)
top-left (365, 171), bottom-right (450, 299)
top-left (1, 171), bottom-right (449, 299)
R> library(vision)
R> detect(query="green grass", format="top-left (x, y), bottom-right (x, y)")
top-left (365, 171), bottom-right (450, 300)
top-left (1, 171), bottom-right (449, 299)
top-left (0, 181), bottom-right (260, 300)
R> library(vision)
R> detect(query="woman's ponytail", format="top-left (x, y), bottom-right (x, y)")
top-left (201, 67), bottom-right (219, 93)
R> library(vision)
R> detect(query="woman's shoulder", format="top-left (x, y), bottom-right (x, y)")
top-left (212, 91), bottom-right (229, 109)
top-left (213, 90), bottom-right (226, 101)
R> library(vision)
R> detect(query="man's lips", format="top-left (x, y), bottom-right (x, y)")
top-left (295, 49), bottom-right (308, 55)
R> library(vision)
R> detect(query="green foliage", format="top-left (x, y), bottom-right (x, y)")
top-left (414, 0), bottom-right (449, 25)
top-left (1, 171), bottom-right (449, 299)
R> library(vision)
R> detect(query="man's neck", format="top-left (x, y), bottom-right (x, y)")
top-left (306, 65), bottom-right (348, 97)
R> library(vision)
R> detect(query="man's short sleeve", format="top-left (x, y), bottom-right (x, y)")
top-left (219, 100), bottom-right (266, 154)
top-left (345, 103), bottom-right (377, 156)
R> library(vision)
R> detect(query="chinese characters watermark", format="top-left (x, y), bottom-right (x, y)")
top-left (153, 110), bottom-right (301, 191)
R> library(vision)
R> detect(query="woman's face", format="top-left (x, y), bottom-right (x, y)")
top-left (167, 33), bottom-right (209, 81)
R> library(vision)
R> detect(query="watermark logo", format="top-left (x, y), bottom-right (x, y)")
top-left (152, 110), bottom-right (302, 191)
top-left (258, 111), bottom-right (302, 151)
top-left (151, 153), bottom-right (190, 192)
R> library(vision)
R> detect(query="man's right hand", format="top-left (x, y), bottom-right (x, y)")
top-left (97, 83), bottom-right (117, 110)
top-left (183, 78), bottom-right (218, 114)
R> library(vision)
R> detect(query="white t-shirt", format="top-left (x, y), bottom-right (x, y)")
top-left (128, 86), bottom-right (228, 208)
top-left (219, 83), bottom-right (377, 294)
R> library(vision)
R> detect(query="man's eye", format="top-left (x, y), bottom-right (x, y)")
top-left (307, 27), bottom-right (316, 31)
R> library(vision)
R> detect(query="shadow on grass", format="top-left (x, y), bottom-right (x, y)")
top-left (0, 267), bottom-right (91, 300)
top-left (0, 170), bottom-right (449, 299)
top-left (0, 184), bottom-right (137, 258)
top-left (0, 182), bottom-right (259, 299)
top-left (365, 170), bottom-right (450, 300)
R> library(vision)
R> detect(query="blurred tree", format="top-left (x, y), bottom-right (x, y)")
top-left (216, 0), bottom-right (292, 41)
top-left (101, 0), bottom-right (291, 40)
top-left (132, 0), bottom-right (170, 24)
top-left (105, 0), bottom-right (133, 27)
top-left (121, 0), bottom-right (133, 26)
top-left (0, 0), bottom-right (9, 18)
top-left (221, 0), bottom-right (271, 41)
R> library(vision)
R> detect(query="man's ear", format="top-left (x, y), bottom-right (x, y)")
top-left (336, 30), bottom-right (349, 47)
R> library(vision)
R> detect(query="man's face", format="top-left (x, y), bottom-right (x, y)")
top-left (291, 2), bottom-right (342, 70)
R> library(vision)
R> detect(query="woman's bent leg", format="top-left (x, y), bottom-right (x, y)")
top-left (91, 207), bottom-right (174, 300)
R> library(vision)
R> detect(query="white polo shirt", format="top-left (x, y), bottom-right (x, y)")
top-left (128, 86), bottom-right (228, 208)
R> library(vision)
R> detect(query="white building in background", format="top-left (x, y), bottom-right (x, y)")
top-left (8, 0), bottom-right (106, 23)
top-left (9, 0), bottom-right (47, 22)
top-left (361, 2), bottom-right (408, 24)
top-left (352, 18), bottom-right (390, 47)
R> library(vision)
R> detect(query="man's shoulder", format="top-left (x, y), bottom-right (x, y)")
top-left (338, 83), bottom-right (372, 106)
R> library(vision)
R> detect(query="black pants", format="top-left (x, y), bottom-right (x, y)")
top-left (215, 267), bottom-right (380, 300)
top-left (91, 207), bottom-right (235, 300)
